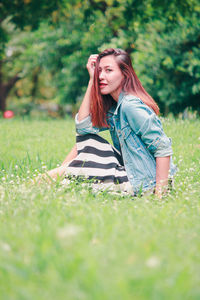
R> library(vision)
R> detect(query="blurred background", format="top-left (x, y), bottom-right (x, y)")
top-left (0, 0), bottom-right (199, 119)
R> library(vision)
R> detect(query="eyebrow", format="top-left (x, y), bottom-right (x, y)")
top-left (99, 65), bottom-right (113, 69)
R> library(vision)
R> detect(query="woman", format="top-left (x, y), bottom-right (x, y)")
top-left (46, 48), bottom-right (176, 196)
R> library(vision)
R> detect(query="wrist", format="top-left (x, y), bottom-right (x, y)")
top-left (156, 178), bottom-right (168, 186)
top-left (155, 178), bottom-right (169, 197)
top-left (88, 79), bottom-right (93, 85)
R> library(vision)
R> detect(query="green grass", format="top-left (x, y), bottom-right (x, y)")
top-left (0, 117), bottom-right (200, 300)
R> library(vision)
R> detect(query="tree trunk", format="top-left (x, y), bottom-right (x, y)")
top-left (31, 66), bottom-right (41, 103)
top-left (0, 60), bottom-right (20, 112)
top-left (164, 103), bottom-right (169, 116)
top-left (0, 86), bottom-right (7, 112)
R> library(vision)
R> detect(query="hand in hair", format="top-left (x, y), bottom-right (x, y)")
top-left (86, 54), bottom-right (98, 80)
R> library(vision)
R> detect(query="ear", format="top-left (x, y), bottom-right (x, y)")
top-left (121, 76), bottom-right (126, 86)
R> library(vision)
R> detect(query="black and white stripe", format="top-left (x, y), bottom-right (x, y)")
top-left (64, 134), bottom-right (132, 193)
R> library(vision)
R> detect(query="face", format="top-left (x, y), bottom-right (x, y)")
top-left (98, 55), bottom-right (124, 101)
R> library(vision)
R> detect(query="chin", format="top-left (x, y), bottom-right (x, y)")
top-left (100, 91), bottom-right (109, 95)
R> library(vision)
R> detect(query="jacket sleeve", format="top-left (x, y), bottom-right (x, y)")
top-left (123, 99), bottom-right (173, 157)
top-left (75, 113), bottom-right (108, 135)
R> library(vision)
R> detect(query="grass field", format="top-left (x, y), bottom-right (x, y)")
top-left (0, 117), bottom-right (200, 300)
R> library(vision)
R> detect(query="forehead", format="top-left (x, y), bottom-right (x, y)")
top-left (99, 55), bottom-right (118, 68)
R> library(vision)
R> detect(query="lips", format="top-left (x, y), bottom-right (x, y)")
top-left (99, 83), bottom-right (108, 89)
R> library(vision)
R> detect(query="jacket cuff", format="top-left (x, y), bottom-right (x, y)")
top-left (153, 137), bottom-right (173, 157)
top-left (75, 113), bottom-right (99, 135)
top-left (75, 113), bottom-right (92, 127)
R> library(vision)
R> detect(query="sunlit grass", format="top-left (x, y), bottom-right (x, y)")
top-left (0, 117), bottom-right (200, 300)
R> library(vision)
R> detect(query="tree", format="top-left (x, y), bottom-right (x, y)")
top-left (0, 0), bottom-right (63, 111)
top-left (133, 7), bottom-right (200, 114)
top-left (2, 0), bottom-right (200, 115)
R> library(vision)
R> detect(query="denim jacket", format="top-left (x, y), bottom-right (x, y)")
top-left (75, 92), bottom-right (177, 193)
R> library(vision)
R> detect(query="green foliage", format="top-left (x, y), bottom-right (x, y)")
top-left (0, 0), bottom-right (63, 112)
top-left (0, 0), bottom-right (62, 42)
top-left (0, 118), bottom-right (200, 299)
top-left (1, 0), bottom-right (200, 114)
top-left (133, 9), bottom-right (200, 114)
top-left (0, 0), bottom-right (62, 28)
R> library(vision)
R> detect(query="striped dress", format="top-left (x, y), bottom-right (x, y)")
top-left (63, 134), bottom-right (133, 194)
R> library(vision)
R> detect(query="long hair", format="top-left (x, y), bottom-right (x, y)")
top-left (90, 48), bottom-right (159, 127)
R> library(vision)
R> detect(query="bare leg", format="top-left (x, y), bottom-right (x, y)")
top-left (61, 145), bottom-right (78, 166)
top-left (36, 145), bottom-right (78, 183)
top-left (47, 145), bottom-right (78, 179)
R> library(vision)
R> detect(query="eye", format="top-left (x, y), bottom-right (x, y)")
top-left (106, 68), bottom-right (112, 72)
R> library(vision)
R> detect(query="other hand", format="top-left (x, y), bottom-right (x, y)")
top-left (86, 54), bottom-right (98, 80)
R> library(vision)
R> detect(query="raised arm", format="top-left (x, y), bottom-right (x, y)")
top-left (76, 54), bottom-right (108, 135)
top-left (78, 54), bottom-right (98, 122)
top-left (61, 55), bottom-right (99, 167)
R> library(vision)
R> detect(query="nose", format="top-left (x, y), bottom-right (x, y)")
top-left (99, 70), bottom-right (104, 81)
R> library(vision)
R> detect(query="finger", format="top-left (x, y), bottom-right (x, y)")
top-left (88, 55), bottom-right (98, 61)
top-left (88, 57), bottom-right (98, 63)
top-left (87, 58), bottom-right (97, 64)
top-left (86, 55), bottom-right (98, 68)
top-left (87, 58), bottom-right (98, 67)
top-left (90, 60), bottom-right (97, 65)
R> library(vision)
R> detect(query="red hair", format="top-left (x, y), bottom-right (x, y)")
top-left (90, 48), bottom-right (159, 127)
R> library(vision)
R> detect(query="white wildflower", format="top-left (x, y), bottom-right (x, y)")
top-left (1, 242), bottom-right (11, 252)
top-left (146, 256), bottom-right (160, 268)
top-left (57, 224), bottom-right (82, 239)
top-left (61, 178), bottom-right (70, 185)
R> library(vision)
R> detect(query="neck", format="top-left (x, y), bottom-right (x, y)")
top-left (110, 87), bottom-right (122, 102)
